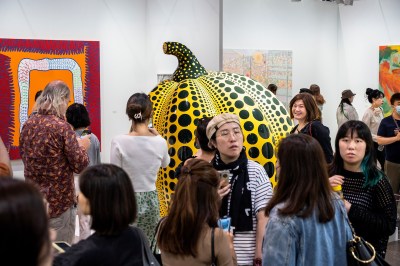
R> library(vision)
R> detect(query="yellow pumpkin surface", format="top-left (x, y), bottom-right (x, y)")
top-left (149, 42), bottom-right (292, 216)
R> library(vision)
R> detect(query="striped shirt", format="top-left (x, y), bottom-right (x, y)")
top-left (220, 160), bottom-right (273, 265)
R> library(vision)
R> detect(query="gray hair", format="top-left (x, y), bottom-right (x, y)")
top-left (34, 81), bottom-right (71, 117)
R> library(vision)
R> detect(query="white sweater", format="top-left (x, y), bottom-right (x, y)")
top-left (110, 135), bottom-right (170, 192)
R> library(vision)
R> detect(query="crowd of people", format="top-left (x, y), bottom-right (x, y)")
top-left (0, 80), bottom-right (399, 266)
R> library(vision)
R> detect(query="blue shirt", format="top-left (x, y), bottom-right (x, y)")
top-left (377, 116), bottom-right (400, 164)
top-left (262, 198), bottom-right (352, 266)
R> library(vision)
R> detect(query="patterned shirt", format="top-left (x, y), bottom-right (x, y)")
top-left (20, 110), bottom-right (89, 218)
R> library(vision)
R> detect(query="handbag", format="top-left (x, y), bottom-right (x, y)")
top-left (344, 214), bottom-right (390, 265)
top-left (211, 227), bottom-right (217, 266)
top-left (137, 227), bottom-right (161, 266)
top-left (151, 218), bottom-right (164, 265)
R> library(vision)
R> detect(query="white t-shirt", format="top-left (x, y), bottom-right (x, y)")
top-left (110, 135), bottom-right (170, 192)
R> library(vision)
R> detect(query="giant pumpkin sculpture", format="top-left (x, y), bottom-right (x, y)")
top-left (150, 42), bottom-right (292, 216)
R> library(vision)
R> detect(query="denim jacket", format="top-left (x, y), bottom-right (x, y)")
top-left (262, 198), bottom-right (352, 266)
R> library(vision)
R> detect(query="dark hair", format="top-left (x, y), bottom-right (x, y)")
top-left (267, 84), bottom-right (278, 94)
top-left (157, 159), bottom-right (220, 256)
top-left (66, 103), bottom-right (91, 129)
top-left (79, 164), bottom-right (137, 235)
top-left (310, 84), bottom-right (326, 105)
top-left (195, 117), bottom-right (214, 152)
top-left (289, 93), bottom-right (321, 122)
top-left (0, 179), bottom-right (50, 266)
top-left (299, 88), bottom-right (314, 95)
top-left (338, 98), bottom-right (352, 116)
top-left (126, 93), bottom-right (153, 123)
top-left (365, 88), bottom-right (384, 103)
top-left (34, 90), bottom-right (43, 101)
top-left (329, 120), bottom-right (383, 188)
top-left (265, 134), bottom-right (334, 222)
top-left (390, 92), bottom-right (400, 105)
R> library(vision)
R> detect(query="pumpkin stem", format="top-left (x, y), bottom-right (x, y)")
top-left (163, 42), bottom-right (207, 82)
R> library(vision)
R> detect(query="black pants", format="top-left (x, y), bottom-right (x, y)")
top-left (374, 141), bottom-right (386, 171)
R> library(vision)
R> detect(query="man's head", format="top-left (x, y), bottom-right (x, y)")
top-left (35, 81), bottom-right (71, 117)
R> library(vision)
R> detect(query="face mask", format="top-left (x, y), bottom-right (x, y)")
top-left (396, 106), bottom-right (400, 115)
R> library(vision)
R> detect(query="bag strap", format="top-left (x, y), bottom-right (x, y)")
top-left (151, 217), bottom-right (165, 252)
top-left (211, 227), bottom-right (216, 266)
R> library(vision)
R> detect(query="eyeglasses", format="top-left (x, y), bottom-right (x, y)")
top-left (216, 128), bottom-right (242, 138)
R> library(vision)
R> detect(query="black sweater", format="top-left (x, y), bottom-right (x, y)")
top-left (341, 169), bottom-right (397, 257)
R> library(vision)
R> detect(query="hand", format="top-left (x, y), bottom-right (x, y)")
top-left (218, 180), bottom-right (230, 199)
top-left (224, 230), bottom-right (234, 250)
top-left (148, 127), bottom-right (160, 136)
top-left (329, 175), bottom-right (344, 187)
top-left (77, 135), bottom-right (91, 151)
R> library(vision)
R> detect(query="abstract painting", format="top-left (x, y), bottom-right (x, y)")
top-left (223, 49), bottom-right (292, 109)
top-left (379, 45), bottom-right (400, 115)
top-left (0, 38), bottom-right (100, 159)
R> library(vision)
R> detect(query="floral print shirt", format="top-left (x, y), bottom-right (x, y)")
top-left (20, 110), bottom-right (89, 218)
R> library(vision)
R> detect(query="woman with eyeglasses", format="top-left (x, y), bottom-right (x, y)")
top-left (206, 113), bottom-right (273, 266)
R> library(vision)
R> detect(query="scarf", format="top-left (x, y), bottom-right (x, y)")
top-left (212, 148), bottom-right (253, 232)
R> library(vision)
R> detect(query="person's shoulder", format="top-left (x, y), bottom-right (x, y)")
top-left (247, 160), bottom-right (264, 171)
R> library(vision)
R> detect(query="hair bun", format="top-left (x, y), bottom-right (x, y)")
top-left (365, 88), bottom-right (373, 95)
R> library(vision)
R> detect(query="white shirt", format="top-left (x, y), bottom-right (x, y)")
top-left (110, 135), bottom-right (170, 192)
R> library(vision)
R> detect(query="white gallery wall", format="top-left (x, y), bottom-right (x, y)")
top-left (0, 0), bottom-right (220, 173)
top-left (224, 0), bottom-right (400, 145)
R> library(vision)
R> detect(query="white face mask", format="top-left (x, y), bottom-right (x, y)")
top-left (396, 106), bottom-right (400, 115)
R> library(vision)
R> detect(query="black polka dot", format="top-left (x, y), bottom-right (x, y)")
top-left (273, 98), bottom-right (279, 105)
top-left (248, 80), bottom-right (255, 85)
top-left (169, 124), bottom-right (177, 134)
top-left (279, 117), bottom-right (285, 123)
top-left (168, 136), bottom-right (176, 145)
top-left (280, 106), bottom-right (287, 115)
top-left (169, 182), bottom-right (176, 190)
top-left (239, 110), bottom-right (249, 119)
top-left (192, 96), bottom-right (198, 101)
top-left (225, 87), bottom-right (231, 92)
top-left (256, 85), bottom-right (263, 91)
top-left (168, 170), bottom-right (175, 179)
top-left (258, 124), bottom-right (270, 139)
top-left (235, 101), bottom-right (244, 109)
top-left (248, 147), bottom-right (259, 158)
top-left (193, 102), bottom-right (199, 108)
top-left (178, 129), bottom-right (193, 144)
top-left (170, 114), bottom-right (177, 123)
top-left (178, 146), bottom-right (193, 161)
top-left (262, 142), bottom-right (273, 159)
top-left (244, 96), bottom-right (255, 106)
top-left (178, 114), bottom-right (191, 127)
top-left (219, 83), bottom-right (225, 88)
top-left (229, 107), bottom-right (234, 112)
top-left (179, 83), bottom-right (188, 89)
top-left (193, 110), bottom-right (200, 116)
top-left (170, 105), bottom-right (177, 113)
top-left (178, 90), bottom-right (189, 98)
top-left (226, 80), bottom-right (234, 85)
top-left (169, 158), bottom-right (176, 168)
top-left (178, 101), bottom-right (190, 112)
top-left (252, 109), bottom-right (263, 121)
top-left (168, 147), bottom-right (176, 157)
top-left (247, 133), bottom-right (258, 144)
top-left (230, 93), bottom-right (238, 99)
top-left (244, 121), bottom-right (254, 131)
top-left (264, 162), bottom-right (275, 178)
top-left (234, 86), bottom-right (245, 94)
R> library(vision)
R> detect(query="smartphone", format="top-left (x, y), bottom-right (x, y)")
top-left (219, 170), bottom-right (230, 183)
top-left (218, 216), bottom-right (231, 232)
top-left (81, 129), bottom-right (91, 137)
top-left (52, 241), bottom-right (71, 254)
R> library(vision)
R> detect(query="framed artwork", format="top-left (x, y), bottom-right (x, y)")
top-left (0, 38), bottom-right (100, 159)
top-left (379, 45), bottom-right (400, 115)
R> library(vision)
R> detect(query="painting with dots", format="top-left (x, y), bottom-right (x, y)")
top-left (150, 42), bottom-right (292, 216)
top-left (0, 38), bottom-right (100, 159)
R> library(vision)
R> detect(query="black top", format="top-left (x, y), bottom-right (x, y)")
top-left (377, 116), bottom-right (400, 164)
top-left (290, 120), bottom-right (333, 163)
top-left (53, 227), bottom-right (143, 266)
top-left (341, 169), bottom-right (397, 257)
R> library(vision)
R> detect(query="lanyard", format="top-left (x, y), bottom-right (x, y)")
top-left (392, 115), bottom-right (400, 130)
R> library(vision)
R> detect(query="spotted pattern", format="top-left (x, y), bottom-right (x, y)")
top-left (150, 42), bottom-right (292, 217)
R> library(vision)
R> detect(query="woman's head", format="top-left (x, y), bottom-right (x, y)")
top-left (289, 93), bottom-right (320, 122)
top-left (66, 103), bottom-right (91, 129)
top-left (330, 120), bottom-right (382, 187)
top-left (341, 89), bottom-right (356, 104)
top-left (207, 113), bottom-right (243, 163)
top-left (265, 134), bottom-right (334, 222)
top-left (35, 80), bottom-right (71, 117)
top-left (365, 88), bottom-right (384, 106)
top-left (0, 179), bottom-right (51, 266)
top-left (195, 117), bottom-right (215, 152)
top-left (157, 159), bottom-right (220, 256)
top-left (310, 84), bottom-right (326, 105)
top-left (79, 164), bottom-right (137, 235)
top-left (126, 93), bottom-right (153, 123)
